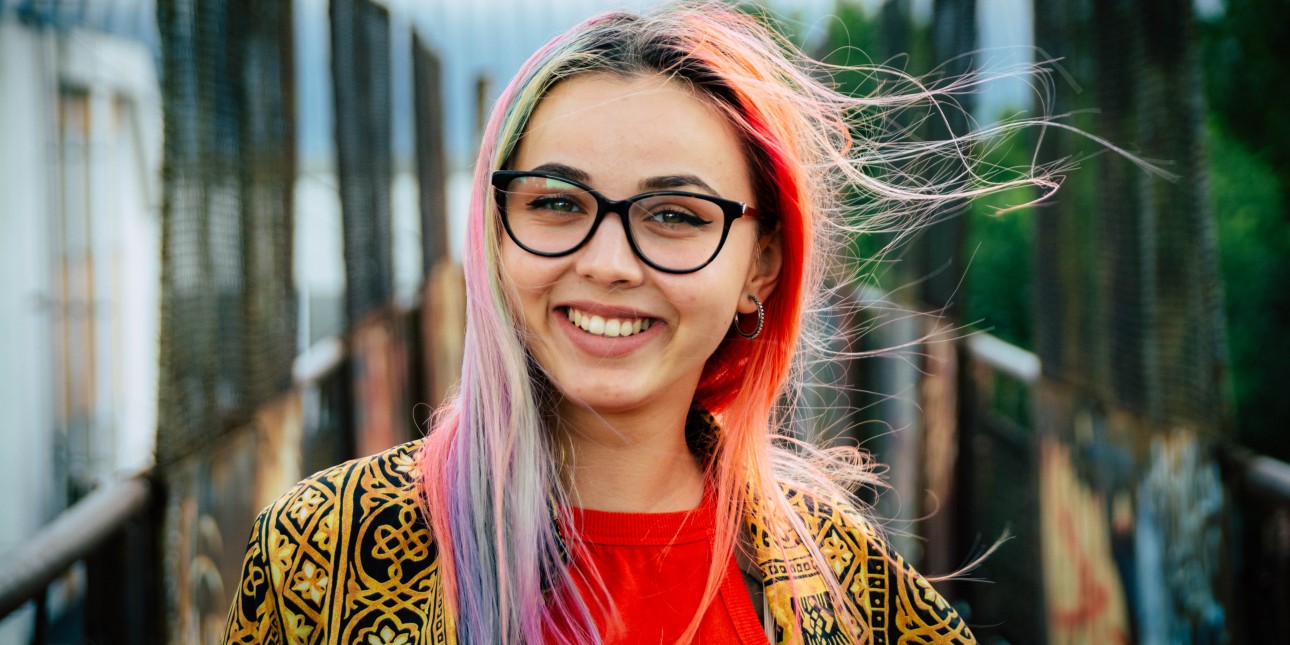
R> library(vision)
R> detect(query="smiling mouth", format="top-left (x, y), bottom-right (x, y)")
top-left (564, 307), bottom-right (654, 338)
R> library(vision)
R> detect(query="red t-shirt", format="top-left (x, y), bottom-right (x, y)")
top-left (546, 498), bottom-right (768, 643)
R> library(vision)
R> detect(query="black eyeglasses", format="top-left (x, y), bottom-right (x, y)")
top-left (491, 170), bottom-right (758, 274)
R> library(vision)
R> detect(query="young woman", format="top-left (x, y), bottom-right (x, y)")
top-left (225, 3), bottom-right (1051, 643)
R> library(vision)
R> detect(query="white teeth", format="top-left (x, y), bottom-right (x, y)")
top-left (564, 307), bottom-right (652, 338)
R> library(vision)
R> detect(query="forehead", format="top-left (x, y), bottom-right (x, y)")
top-left (511, 73), bottom-right (752, 201)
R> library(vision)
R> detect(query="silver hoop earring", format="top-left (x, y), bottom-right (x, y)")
top-left (734, 294), bottom-right (764, 340)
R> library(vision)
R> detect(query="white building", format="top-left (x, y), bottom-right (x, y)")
top-left (0, 12), bottom-right (161, 640)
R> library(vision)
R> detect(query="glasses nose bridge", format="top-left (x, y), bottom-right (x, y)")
top-left (586, 192), bottom-right (638, 244)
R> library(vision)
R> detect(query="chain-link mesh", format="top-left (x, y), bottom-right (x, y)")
top-left (1134, 0), bottom-right (1227, 429)
top-left (331, 0), bottom-right (394, 325)
top-left (1034, 0), bottom-right (1226, 431)
top-left (239, 0), bottom-right (299, 405)
top-left (413, 33), bottom-right (449, 274)
top-left (1033, 0), bottom-right (1101, 391)
top-left (156, 0), bottom-right (296, 464)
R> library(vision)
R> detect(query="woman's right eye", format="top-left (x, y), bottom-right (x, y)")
top-left (527, 195), bottom-right (583, 213)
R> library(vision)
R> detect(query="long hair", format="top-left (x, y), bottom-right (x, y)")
top-left (417, 3), bottom-right (1070, 643)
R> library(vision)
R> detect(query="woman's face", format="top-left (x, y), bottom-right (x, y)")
top-left (501, 73), bottom-right (778, 424)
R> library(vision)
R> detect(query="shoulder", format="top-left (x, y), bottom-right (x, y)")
top-left (780, 488), bottom-right (978, 644)
top-left (224, 440), bottom-right (442, 644)
top-left (272, 438), bottom-right (427, 518)
top-left (254, 439), bottom-right (428, 559)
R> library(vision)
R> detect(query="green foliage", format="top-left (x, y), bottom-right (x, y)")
top-left (1201, 0), bottom-right (1290, 187)
top-left (817, 1), bottom-right (884, 78)
top-left (961, 132), bottom-right (1038, 349)
top-left (815, 2), bottom-right (1037, 348)
top-left (1200, 0), bottom-right (1290, 459)
top-left (818, 3), bottom-right (897, 291)
top-left (818, 1), bottom-right (940, 293)
top-left (1208, 121), bottom-right (1290, 460)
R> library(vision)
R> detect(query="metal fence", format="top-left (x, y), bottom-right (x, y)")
top-left (332, 0), bottom-right (395, 326)
top-left (0, 476), bottom-right (157, 643)
top-left (155, 0), bottom-right (297, 466)
top-left (1033, 0), bottom-right (1225, 428)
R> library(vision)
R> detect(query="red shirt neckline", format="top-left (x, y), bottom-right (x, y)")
top-left (555, 493), bottom-right (768, 643)
top-left (562, 493), bottom-right (717, 546)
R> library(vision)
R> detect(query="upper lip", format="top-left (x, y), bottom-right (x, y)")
top-left (558, 301), bottom-right (658, 320)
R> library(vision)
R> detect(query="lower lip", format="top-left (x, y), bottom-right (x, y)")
top-left (556, 310), bottom-right (663, 358)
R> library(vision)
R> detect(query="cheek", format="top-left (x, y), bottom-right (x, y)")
top-left (499, 245), bottom-right (559, 320)
top-left (671, 275), bottom-right (743, 334)
top-left (501, 242), bottom-right (548, 284)
top-left (694, 244), bottom-right (758, 308)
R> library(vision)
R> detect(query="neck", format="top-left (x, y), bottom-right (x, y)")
top-left (554, 402), bottom-right (705, 513)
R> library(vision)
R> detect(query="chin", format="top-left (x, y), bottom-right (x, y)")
top-left (562, 390), bottom-right (649, 416)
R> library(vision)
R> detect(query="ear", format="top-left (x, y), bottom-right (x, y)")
top-left (739, 231), bottom-right (782, 314)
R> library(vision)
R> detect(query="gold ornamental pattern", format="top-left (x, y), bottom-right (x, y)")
top-left (224, 430), bottom-right (973, 644)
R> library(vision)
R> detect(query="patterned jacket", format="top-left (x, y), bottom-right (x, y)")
top-left (222, 439), bottom-right (976, 644)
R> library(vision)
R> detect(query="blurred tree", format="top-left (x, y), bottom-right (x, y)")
top-left (1207, 120), bottom-right (1290, 460)
top-left (820, 1), bottom-right (1035, 345)
top-left (1200, 0), bottom-right (1290, 461)
top-left (1201, 0), bottom-right (1290, 195)
top-left (818, 0), bottom-right (937, 291)
top-left (962, 134), bottom-right (1036, 348)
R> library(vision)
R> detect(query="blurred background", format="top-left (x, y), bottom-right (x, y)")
top-left (0, 0), bottom-right (1286, 642)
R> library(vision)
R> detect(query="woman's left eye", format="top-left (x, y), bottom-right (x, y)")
top-left (646, 209), bottom-right (710, 228)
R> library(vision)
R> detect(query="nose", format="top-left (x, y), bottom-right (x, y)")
top-left (573, 211), bottom-right (644, 286)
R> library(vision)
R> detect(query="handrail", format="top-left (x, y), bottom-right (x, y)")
top-left (849, 282), bottom-right (1042, 385)
top-left (0, 474), bottom-right (152, 619)
top-left (1224, 447), bottom-right (1290, 505)
top-left (965, 333), bottom-right (1041, 385)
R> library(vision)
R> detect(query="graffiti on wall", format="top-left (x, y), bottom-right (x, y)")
top-left (1134, 431), bottom-right (1226, 644)
top-left (166, 391), bottom-right (303, 644)
top-left (1040, 438), bottom-right (1131, 645)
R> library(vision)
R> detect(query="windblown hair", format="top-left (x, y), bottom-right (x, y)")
top-left (417, 2), bottom-right (1068, 643)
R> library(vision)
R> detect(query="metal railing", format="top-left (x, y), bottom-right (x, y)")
top-left (1224, 447), bottom-right (1290, 505)
top-left (1221, 445), bottom-right (1290, 641)
top-left (0, 475), bottom-right (152, 619)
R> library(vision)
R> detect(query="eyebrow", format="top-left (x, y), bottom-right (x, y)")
top-left (526, 162), bottom-right (719, 196)
top-left (640, 174), bottom-right (718, 195)
top-left (529, 162), bottom-right (591, 184)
